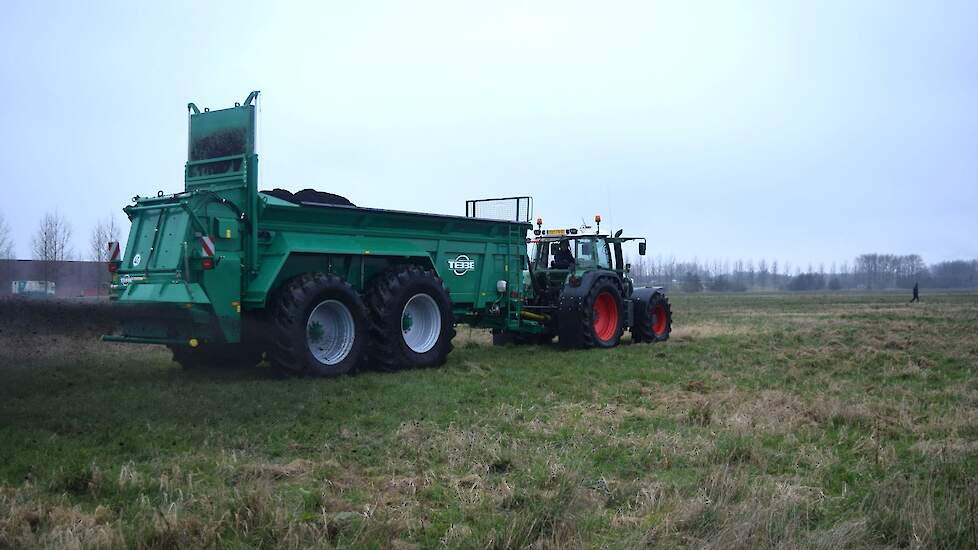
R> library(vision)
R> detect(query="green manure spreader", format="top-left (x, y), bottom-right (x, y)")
top-left (104, 92), bottom-right (672, 376)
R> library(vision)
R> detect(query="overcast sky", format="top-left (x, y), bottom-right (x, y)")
top-left (2, 1), bottom-right (976, 266)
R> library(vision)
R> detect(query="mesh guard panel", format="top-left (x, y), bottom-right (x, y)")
top-left (465, 197), bottom-right (532, 222)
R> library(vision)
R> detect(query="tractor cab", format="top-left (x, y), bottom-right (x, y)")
top-left (528, 216), bottom-right (647, 299)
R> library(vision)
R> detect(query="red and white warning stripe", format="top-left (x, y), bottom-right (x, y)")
top-left (200, 235), bottom-right (215, 257)
top-left (107, 241), bottom-right (121, 262)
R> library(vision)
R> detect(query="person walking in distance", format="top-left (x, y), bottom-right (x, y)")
top-left (910, 281), bottom-right (920, 303)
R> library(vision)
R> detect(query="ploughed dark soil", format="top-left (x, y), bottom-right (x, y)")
top-left (0, 297), bottom-right (119, 342)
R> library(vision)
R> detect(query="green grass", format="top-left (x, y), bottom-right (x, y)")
top-left (2, 292), bottom-right (978, 548)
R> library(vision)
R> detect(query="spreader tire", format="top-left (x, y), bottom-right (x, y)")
top-left (366, 265), bottom-right (455, 371)
top-left (580, 278), bottom-right (624, 348)
top-left (268, 273), bottom-right (369, 377)
top-left (632, 292), bottom-right (672, 343)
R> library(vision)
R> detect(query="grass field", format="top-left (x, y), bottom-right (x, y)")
top-left (1, 292), bottom-right (977, 548)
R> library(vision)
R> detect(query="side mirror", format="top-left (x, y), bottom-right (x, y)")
top-left (638, 242), bottom-right (647, 256)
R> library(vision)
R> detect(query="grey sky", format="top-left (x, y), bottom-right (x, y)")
top-left (2, 1), bottom-right (976, 266)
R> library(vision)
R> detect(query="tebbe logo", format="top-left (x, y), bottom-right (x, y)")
top-left (448, 254), bottom-right (476, 276)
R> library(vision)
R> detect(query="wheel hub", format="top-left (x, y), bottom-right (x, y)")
top-left (306, 299), bottom-right (356, 365)
top-left (401, 293), bottom-right (441, 353)
top-left (592, 291), bottom-right (619, 341)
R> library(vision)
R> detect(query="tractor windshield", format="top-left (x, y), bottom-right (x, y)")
top-left (575, 238), bottom-right (612, 269)
top-left (532, 237), bottom-right (612, 270)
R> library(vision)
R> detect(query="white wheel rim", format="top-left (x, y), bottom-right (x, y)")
top-left (306, 299), bottom-right (356, 365)
top-left (401, 293), bottom-right (441, 354)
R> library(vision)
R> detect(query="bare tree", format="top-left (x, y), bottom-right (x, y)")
top-left (31, 211), bottom-right (73, 261)
top-left (89, 215), bottom-right (122, 262)
top-left (0, 211), bottom-right (13, 259)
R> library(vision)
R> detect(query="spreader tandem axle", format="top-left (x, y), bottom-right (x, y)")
top-left (104, 92), bottom-right (672, 375)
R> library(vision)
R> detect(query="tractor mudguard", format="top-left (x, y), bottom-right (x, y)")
top-left (557, 271), bottom-right (624, 348)
top-left (631, 286), bottom-right (665, 305)
top-left (630, 287), bottom-right (665, 328)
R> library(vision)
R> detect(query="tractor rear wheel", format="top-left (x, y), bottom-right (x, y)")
top-left (268, 273), bottom-right (369, 377)
top-left (578, 278), bottom-right (624, 348)
top-left (632, 292), bottom-right (672, 343)
top-left (366, 265), bottom-right (455, 371)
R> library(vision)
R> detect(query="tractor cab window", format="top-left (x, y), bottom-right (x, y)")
top-left (575, 239), bottom-right (596, 266)
top-left (595, 239), bottom-right (612, 269)
top-left (550, 239), bottom-right (575, 269)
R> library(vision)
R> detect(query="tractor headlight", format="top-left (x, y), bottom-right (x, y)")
top-left (496, 280), bottom-right (507, 293)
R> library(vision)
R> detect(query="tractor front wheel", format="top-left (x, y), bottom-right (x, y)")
top-left (268, 273), bottom-right (369, 377)
top-left (632, 292), bottom-right (672, 343)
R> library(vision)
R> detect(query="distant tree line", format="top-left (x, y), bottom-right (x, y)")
top-left (0, 209), bottom-right (120, 263)
top-left (3, 207), bottom-right (977, 292)
top-left (632, 254), bottom-right (978, 292)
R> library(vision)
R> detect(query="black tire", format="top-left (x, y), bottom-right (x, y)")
top-left (268, 273), bottom-right (369, 377)
top-left (632, 292), bottom-right (672, 343)
top-left (366, 265), bottom-right (455, 371)
top-left (578, 277), bottom-right (624, 348)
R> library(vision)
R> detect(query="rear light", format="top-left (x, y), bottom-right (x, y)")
top-left (199, 236), bottom-right (215, 269)
top-left (107, 241), bottom-right (121, 273)
top-left (569, 275), bottom-right (581, 287)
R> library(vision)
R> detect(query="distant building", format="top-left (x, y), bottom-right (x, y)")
top-left (0, 260), bottom-right (109, 297)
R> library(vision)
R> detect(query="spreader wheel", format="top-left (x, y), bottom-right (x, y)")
top-left (268, 273), bottom-right (369, 377)
top-left (579, 278), bottom-right (624, 348)
top-left (366, 265), bottom-right (455, 371)
top-left (632, 292), bottom-right (672, 343)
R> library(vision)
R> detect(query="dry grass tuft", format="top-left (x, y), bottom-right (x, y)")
top-left (670, 321), bottom-right (754, 341)
top-left (237, 459), bottom-right (316, 481)
top-left (0, 488), bottom-right (121, 549)
top-left (720, 390), bottom-right (814, 433)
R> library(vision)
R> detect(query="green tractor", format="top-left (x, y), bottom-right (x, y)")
top-left (494, 217), bottom-right (672, 348)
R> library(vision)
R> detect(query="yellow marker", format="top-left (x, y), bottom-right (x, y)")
top-left (232, 301), bottom-right (241, 313)
top-left (225, 228), bottom-right (231, 238)
top-left (189, 338), bottom-right (199, 348)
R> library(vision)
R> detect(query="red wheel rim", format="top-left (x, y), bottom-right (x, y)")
top-left (652, 304), bottom-right (667, 336)
top-left (592, 292), bottom-right (619, 341)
